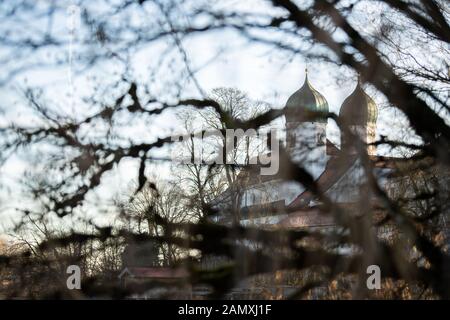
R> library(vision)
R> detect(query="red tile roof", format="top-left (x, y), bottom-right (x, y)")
top-left (288, 143), bottom-right (403, 209)
top-left (288, 152), bottom-right (358, 208)
top-left (278, 207), bottom-right (334, 228)
top-left (121, 267), bottom-right (188, 279)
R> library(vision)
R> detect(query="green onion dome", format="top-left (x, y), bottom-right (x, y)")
top-left (285, 70), bottom-right (329, 124)
top-left (339, 78), bottom-right (378, 126)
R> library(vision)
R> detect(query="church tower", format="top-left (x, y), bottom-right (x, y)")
top-left (339, 77), bottom-right (378, 155)
top-left (285, 69), bottom-right (329, 179)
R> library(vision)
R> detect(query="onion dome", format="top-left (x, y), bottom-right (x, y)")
top-left (285, 69), bottom-right (329, 123)
top-left (339, 78), bottom-right (378, 126)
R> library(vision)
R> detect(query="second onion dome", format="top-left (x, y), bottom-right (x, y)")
top-left (339, 77), bottom-right (378, 126)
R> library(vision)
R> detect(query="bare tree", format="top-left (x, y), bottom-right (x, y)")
top-left (0, 0), bottom-right (448, 299)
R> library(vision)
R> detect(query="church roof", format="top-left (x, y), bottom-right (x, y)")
top-left (339, 78), bottom-right (378, 125)
top-left (285, 70), bottom-right (329, 123)
top-left (118, 267), bottom-right (188, 279)
top-left (277, 207), bottom-right (334, 228)
top-left (288, 150), bottom-right (404, 210)
top-left (288, 151), bottom-right (358, 208)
